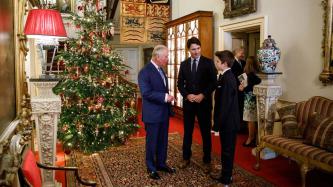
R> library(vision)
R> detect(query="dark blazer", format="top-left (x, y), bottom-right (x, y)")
top-left (138, 62), bottom-right (171, 123)
top-left (177, 56), bottom-right (217, 106)
top-left (213, 69), bottom-right (240, 132)
top-left (231, 59), bottom-right (246, 86)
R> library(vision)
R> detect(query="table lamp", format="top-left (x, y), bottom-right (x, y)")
top-left (24, 9), bottom-right (67, 78)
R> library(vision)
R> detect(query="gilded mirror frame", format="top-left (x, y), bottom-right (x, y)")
top-left (223, 0), bottom-right (257, 18)
top-left (320, 0), bottom-right (333, 85)
top-left (0, 0), bottom-right (33, 185)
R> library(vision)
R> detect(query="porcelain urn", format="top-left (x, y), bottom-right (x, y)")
top-left (257, 35), bottom-right (281, 73)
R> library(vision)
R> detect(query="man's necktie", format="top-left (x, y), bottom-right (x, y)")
top-left (158, 67), bottom-right (166, 86)
top-left (191, 58), bottom-right (197, 78)
top-left (238, 60), bottom-right (242, 69)
top-left (218, 73), bottom-right (223, 81)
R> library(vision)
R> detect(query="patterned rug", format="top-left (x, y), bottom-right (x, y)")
top-left (66, 133), bottom-right (274, 186)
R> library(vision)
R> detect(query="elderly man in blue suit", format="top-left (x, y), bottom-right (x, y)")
top-left (138, 45), bottom-right (176, 180)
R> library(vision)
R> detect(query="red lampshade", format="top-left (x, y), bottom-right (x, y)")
top-left (24, 9), bottom-right (67, 39)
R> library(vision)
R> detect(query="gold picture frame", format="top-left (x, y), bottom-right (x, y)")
top-left (223, 0), bottom-right (256, 18)
top-left (320, 0), bottom-right (333, 85)
top-left (57, 0), bottom-right (75, 13)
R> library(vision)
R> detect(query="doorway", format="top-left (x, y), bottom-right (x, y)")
top-left (232, 31), bottom-right (260, 58)
top-left (219, 16), bottom-right (268, 59)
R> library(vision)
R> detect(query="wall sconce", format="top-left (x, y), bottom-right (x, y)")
top-left (24, 9), bottom-right (67, 78)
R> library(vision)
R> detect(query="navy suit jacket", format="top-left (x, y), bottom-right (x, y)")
top-left (213, 70), bottom-right (240, 132)
top-left (177, 56), bottom-right (217, 108)
top-left (138, 62), bottom-right (171, 123)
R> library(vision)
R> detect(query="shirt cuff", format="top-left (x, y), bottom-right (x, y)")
top-left (165, 94), bottom-right (168, 103)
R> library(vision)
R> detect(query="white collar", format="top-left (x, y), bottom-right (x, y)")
top-left (151, 60), bottom-right (160, 70)
top-left (191, 56), bottom-right (200, 62)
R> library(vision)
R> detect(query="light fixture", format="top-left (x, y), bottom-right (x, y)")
top-left (24, 9), bottom-right (67, 77)
top-left (24, 9), bottom-right (67, 40)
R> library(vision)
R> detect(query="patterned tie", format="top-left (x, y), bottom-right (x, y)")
top-left (191, 58), bottom-right (197, 78)
top-left (158, 67), bottom-right (166, 86)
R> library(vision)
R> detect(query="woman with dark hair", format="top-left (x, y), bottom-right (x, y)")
top-left (239, 56), bottom-right (261, 147)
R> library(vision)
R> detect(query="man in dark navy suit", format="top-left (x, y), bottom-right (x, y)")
top-left (138, 45), bottom-right (175, 180)
top-left (177, 37), bottom-right (217, 173)
top-left (232, 47), bottom-right (246, 132)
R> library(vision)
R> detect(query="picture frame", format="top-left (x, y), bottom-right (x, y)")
top-left (56, 0), bottom-right (75, 13)
top-left (146, 0), bottom-right (169, 4)
top-left (320, 0), bottom-right (333, 84)
top-left (223, 0), bottom-right (256, 18)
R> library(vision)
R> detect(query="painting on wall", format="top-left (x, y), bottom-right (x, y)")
top-left (56, 0), bottom-right (75, 13)
top-left (223, 0), bottom-right (256, 18)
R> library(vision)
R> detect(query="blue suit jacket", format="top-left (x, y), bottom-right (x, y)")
top-left (138, 62), bottom-right (171, 123)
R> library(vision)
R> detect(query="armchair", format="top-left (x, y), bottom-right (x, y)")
top-left (17, 140), bottom-right (97, 187)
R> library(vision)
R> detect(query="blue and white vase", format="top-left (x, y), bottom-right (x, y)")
top-left (257, 35), bottom-right (281, 73)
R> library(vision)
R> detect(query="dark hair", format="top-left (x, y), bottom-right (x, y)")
top-left (244, 56), bottom-right (260, 74)
top-left (187, 37), bottom-right (201, 49)
top-left (215, 50), bottom-right (235, 67)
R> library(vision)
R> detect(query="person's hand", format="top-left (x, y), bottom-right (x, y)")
top-left (186, 94), bottom-right (196, 102)
top-left (239, 83), bottom-right (244, 91)
top-left (167, 95), bottom-right (174, 103)
top-left (194, 93), bottom-right (205, 103)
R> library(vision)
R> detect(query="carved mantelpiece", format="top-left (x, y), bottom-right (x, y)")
top-left (253, 72), bottom-right (282, 160)
top-left (30, 78), bottom-right (61, 186)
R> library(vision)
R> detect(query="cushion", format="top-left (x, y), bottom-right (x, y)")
top-left (277, 104), bottom-right (302, 138)
top-left (21, 149), bottom-right (42, 187)
top-left (303, 113), bottom-right (333, 152)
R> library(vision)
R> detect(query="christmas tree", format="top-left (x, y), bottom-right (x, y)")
top-left (53, 2), bottom-right (139, 153)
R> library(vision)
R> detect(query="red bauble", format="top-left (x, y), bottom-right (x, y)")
top-left (83, 64), bottom-right (89, 73)
top-left (97, 96), bottom-right (104, 103)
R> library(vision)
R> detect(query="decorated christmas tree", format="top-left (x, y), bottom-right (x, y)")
top-left (53, 2), bottom-right (139, 153)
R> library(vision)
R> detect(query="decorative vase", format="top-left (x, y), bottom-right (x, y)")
top-left (257, 35), bottom-right (281, 73)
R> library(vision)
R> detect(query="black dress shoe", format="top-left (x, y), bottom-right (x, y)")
top-left (157, 166), bottom-right (176, 174)
top-left (220, 176), bottom-right (233, 185)
top-left (148, 171), bottom-right (161, 180)
top-left (242, 139), bottom-right (256, 147)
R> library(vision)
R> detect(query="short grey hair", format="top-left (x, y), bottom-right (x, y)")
top-left (233, 47), bottom-right (244, 55)
top-left (152, 45), bottom-right (168, 58)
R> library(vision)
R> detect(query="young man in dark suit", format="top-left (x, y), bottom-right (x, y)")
top-left (177, 37), bottom-right (217, 173)
top-left (138, 45), bottom-right (176, 180)
top-left (232, 47), bottom-right (246, 132)
top-left (211, 50), bottom-right (240, 186)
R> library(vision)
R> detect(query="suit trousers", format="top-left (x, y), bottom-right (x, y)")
top-left (182, 100), bottom-right (212, 163)
top-left (145, 121), bottom-right (169, 172)
top-left (219, 130), bottom-right (237, 184)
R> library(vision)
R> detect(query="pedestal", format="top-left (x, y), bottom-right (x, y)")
top-left (30, 78), bottom-right (61, 187)
top-left (252, 72), bottom-right (282, 160)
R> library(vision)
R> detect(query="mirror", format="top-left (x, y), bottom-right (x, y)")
top-left (320, 0), bottom-right (333, 85)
